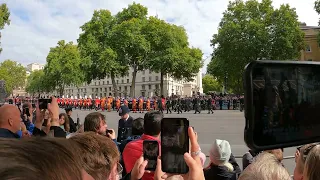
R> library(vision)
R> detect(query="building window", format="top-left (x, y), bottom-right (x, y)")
top-left (119, 87), bottom-right (122, 91)
top-left (143, 70), bottom-right (145, 75)
top-left (156, 76), bottom-right (159, 81)
top-left (99, 82), bottom-right (100, 85)
top-left (103, 81), bottom-right (105, 85)
top-left (149, 84), bottom-right (151, 89)
top-left (92, 88), bottom-right (94, 92)
top-left (96, 88), bottom-right (98, 92)
top-left (100, 88), bottom-right (102, 92)
top-left (306, 45), bottom-right (311, 52)
top-left (142, 85), bottom-right (145, 90)
top-left (127, 79), bottom-right (129, 83)
top-left (124, 86), bottom-right (127, 90)
top-left (116, 80), bottom-right (119, 84)
top-left (142, 77), bottom-right (145, 82)
top-left (107, 81), bottom-right (109, 84)
top-left (308, 59), bottom-right (313, 61)
top-left (105, 88), bottom-right (107, 92)
top-left (109, 87), bottom-right (111, 91)
top-left (149, 76), bottom-right (152, 81)
top-left (155, 84), bottom-right (159, 89)
top-left (149, 70), bottom-right (152, 74)
top-left (122, 79), bottom-right (124, 84)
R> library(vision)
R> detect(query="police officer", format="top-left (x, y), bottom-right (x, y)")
top-left (117, 105), bottom-right (134, 143)
top-left (65, 107), bottom-right (77, 133)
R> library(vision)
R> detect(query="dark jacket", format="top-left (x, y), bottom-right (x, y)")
top-left (119, 135), bottom-right (141, 154)
top-left (68, 115), bottom-right (77, 133)
top-left (0, 128), bottom-right (20, 138)
top-left (204, 164), bottom-right (237, 180)
top-left (117, 116), bottom-right (133, 143)
top-left (204, 153), bottom-right (241, 180)
top-left (32, 126), bottom-right (66, 138)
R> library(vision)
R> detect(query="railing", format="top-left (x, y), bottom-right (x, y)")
top-left (205, 155), bottom-right (295, 159)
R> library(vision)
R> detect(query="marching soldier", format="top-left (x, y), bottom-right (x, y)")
top-left (176, 97), bottom-right (183, 114)
top-left (194, 96), bottom-right (201, 114)
top-left (132, 98), bottom-right (137, 113)
top-left (146, 98), bottom-right (151, 111)
top-left (166, 97), bottom-right (172, 114)
top-left (139, 97), bottom-right (144, 113)
top-left (207, 96), bottom-right (214, 114)
top-left (116, 98), bottom-right (121, 112)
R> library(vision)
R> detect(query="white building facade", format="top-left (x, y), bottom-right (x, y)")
top-left (27, 63), bottom-right (44, 72)
top-left (64, 68), bottom-right (203, 98)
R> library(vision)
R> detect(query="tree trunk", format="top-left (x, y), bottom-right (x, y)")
top-left (160, 71), bottom-right (164, 96)
top-left (130, 65), bottom-right (137, 97)
top-left (59, 85), bottom-right (64, 97)
top-left (111, 72), bottom-right (119, 97)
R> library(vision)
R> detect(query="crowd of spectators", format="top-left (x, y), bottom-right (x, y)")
top-left (0, 96), bottom-right (319, 180)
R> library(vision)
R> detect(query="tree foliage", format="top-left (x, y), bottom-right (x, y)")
top-left (144, 16), bottom-right (203, 95)
top-left (44, 40), bottom-right (84, 96)
top-left (208, 0), bottom-right (304, 94)
top-left (202, 75), bottom-right (222, 93)
top-left (0, 60), bottom-right (26, 95)
top-left (110, 3), bottom-right (150, 97)
top-left (26, 70), bottom-right (50, 95)
top-left (78, 9), bottom-right (128, 97)
top-left (0, 3), bottom-right (10, 54)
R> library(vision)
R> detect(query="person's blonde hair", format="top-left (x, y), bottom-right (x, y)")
top-left (304, 145), bottom-right (320, 180)
top-left (265, 149), bottom-right (283, 162)
top-left (239, 152), bottom-right (291, 180)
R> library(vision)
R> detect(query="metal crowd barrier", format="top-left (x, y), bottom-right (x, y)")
top-left (205, 155), bottom-right (295, 159)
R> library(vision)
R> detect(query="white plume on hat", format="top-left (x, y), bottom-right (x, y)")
top-left (209, 139), bottom-right (231, 164)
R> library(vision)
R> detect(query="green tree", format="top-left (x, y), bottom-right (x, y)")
top-left (44, 40), bottom-right (84, 96)
top-left (314, 0), bottom-right (320, 44)
top-left (78, 9), bottom-right (128, 97)
top-left (0, 60), bottom-right (26, 95)
top-left (208, 0), bottom-right (304, 94)
top-left (202, 74), bottom-right (222, 93)
top-left (26, 70), bottom-right (51, 96)
top-left (144, 17), bottom-right (203, 95)
top-left (0, 3), bottom-right (10, 54)
top-left (110, 3), bottom-right (150, 97)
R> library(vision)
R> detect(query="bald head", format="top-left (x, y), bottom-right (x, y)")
top-left (0, 105), bottom-right (21, 133)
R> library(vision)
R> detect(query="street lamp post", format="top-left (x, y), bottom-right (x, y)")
top-left (224, 71), bottom-right (228, 94)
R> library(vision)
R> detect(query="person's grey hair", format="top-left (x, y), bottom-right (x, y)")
top-left (239, 152), bottom-right (291, 180)
top-left (304, 145), bottom-right (320, 180)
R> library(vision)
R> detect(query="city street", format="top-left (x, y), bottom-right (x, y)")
top-left (66, 108), bottom-right (297, 175)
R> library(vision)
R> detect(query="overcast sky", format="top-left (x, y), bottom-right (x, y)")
top-left (0, 0), bottom-right (319, 73)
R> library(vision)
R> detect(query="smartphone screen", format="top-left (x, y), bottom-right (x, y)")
top-left (161, 118), bottom-right (189, 174)
top-left (39, 99), bottom-right (51, 109)
top-left (245, 61), bottom-right (320, 150)
top-left (143, 140), bottom-right (159, 171)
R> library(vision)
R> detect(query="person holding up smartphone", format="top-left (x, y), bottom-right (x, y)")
top-left (127, 127), bottom-right (205, 180)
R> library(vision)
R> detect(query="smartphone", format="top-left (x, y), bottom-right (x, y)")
top-left (143, 140), bottom-right (159, 171)
top-left (43, 119), bottom-right (48, 127)
top-left (23, 107), bottom-right (30, 117)
top-left (39, 99), bottom-right (52, 109)
top-left (161, 118), bottom-right (189, 174)
top-left (244, 60), bottom-right (320, 151)
top-left (107, 129), bottom-right (113, 134)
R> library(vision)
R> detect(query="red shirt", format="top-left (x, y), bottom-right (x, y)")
top-left (123, 134), bottom-right (160, 180)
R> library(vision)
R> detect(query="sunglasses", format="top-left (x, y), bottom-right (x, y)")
top-left (117, 162), bottom-right (123, 175)
top-left (302, 143), bottom-right (320, 161)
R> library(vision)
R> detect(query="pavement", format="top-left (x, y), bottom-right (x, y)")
top-left (66, 108), bottom-right (297, 175)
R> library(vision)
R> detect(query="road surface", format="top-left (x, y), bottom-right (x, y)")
top-left (65, 108), bottom-right (296, 175)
